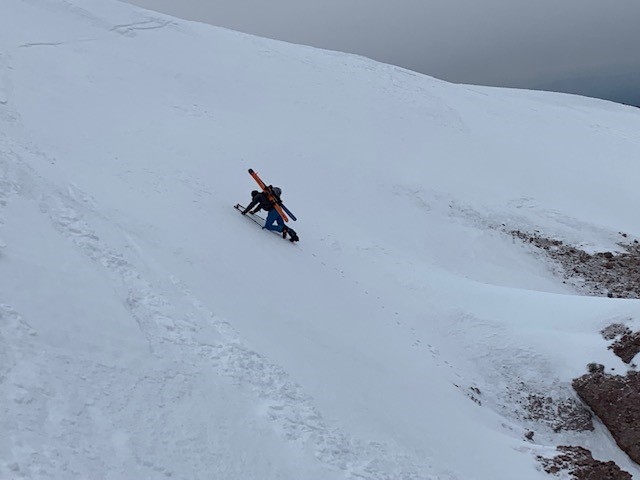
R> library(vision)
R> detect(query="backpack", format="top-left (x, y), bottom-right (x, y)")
top-left (267, 185), bottom-right (282, 202)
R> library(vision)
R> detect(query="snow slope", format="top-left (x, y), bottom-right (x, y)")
top-left (1, 0), bottom-right (640, 478)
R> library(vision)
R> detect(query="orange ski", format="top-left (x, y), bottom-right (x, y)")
top-left (248, 169), bottom-right (289, 222)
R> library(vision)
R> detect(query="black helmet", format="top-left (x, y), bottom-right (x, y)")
top-left (251, 190), bottom-right (259, 197)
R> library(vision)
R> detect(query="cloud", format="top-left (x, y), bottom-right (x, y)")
top-left (124, 0), bottom-right (640, 106)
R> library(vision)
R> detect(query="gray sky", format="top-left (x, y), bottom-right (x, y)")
top-left (124, 0), bottom-right (640, 106)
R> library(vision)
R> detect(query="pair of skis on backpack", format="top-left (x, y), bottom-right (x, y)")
top-left (237, 169), bottom-right (299, 243)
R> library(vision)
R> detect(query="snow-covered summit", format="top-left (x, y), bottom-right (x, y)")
top-left (1, 0), bottom-right (640, 479)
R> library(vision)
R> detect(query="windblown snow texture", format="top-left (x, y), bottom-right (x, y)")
top-left (1, 0), bottom-right (640, 479)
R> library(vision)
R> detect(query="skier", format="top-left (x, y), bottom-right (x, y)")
top-left (242, 188), bottom-right (299, 242)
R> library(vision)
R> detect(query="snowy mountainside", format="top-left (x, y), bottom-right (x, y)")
top-left (2, 0), bottom-right (640, 479)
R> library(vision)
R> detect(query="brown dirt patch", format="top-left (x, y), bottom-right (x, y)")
top-left (539, 445), bottom-right (631, 479)
top-left (511, 231), bottom-right (640, 299)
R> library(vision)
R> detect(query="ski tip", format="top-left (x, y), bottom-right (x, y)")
top-left (248, 168), bottom-right (254, 174)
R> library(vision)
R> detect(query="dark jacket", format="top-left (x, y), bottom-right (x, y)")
top-left (244, 191), bottom-right (275, 213)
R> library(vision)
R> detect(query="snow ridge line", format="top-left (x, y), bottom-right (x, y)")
top-left (21, 171), bottom-right (445, 479)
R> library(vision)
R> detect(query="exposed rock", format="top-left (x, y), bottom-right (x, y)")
top-left (453, 384), bottom-right (483, 406)
top-left (573, 369), bottom-right (640, 465)
top-left (539, 445), bottom-right (632, 479)
top-left (587, 363), bottom-right (605, 375)
top-left (467, 386), bottom-right (482, 405)
top-left (510, 231), bottom-right (640, 299)
top-left (600, 324), bottom-right (640, 364)
top-left (601, 324), bottom-right (632, 341)
top-left (508, 382), bottom-right (593, 432)
top-left (611, 332), bottom-right (640, 364)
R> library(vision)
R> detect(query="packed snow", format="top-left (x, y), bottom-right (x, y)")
top-left (1, 0), bottom-right (640, 479)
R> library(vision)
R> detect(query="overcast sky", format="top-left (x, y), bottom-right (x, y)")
top-left (124, 0), bottom-right (640, 106)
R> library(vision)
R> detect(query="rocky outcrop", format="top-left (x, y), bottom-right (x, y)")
top-left (523, 392), bottom-right (593, 433)
top-left (572, 367), bottom-right (640, 466)
top-left (506, 382), bottom-right (593, 433)
top-left (539, 446), bottom-right (632, 480)
top-left (507, 232), bottom-right (640, 470)
top-left (611, 332), bottom-right (640, 364)
top-left (510, 231), bottom-right (640, 299)
top-left (601, 324), bottom-right (640, 365)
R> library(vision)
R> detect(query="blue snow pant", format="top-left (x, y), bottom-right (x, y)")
top-left (264, 208), bottom-right (285, 233)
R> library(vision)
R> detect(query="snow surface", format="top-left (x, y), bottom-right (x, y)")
top-left (2, 0), bottom-right (640, 479)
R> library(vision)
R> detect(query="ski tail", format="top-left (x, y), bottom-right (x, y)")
top-left (280, 203), bottom-right (297, 221)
